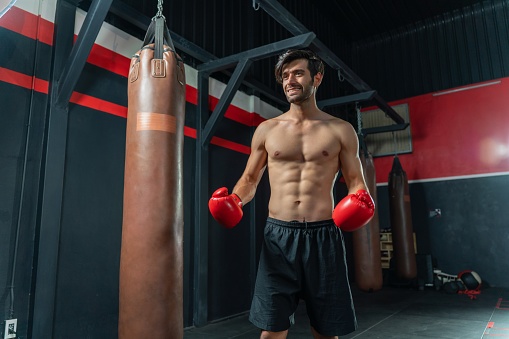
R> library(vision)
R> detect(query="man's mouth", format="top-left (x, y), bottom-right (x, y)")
top-left (286, 86), bottom-right (301, 94)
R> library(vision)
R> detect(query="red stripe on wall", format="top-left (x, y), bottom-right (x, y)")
top-left (1, 7), bottom-right (261, 155)
top-left (181, 86), bottom-right (262, 127)
top-left (0, 6), bottom-right (54, 45)
top-left (1, 7), bottom-right (266, 129)
top-left (0, 6), bottom-right (38, 40)
top-left (211, 136), bottom-right (251, 155)
top-left (0, 66), bottom-right (33, 89)
top-left (0, 67), bottom-right (251, 154)
top-left (33, 77), bottom-right (49, 93)
top-left (38, 15), bottom-right (54, 46)
top-left (70, 92), bottom-right (127, 118)
top-left (87, 43), bottom-right (131, 78)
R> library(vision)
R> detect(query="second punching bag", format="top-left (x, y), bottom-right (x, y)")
top-left (353, 152), bottom-right (383, 292)
top-left (119, 16), bottom-right (186, 339)
top-left (388, 156), bottom-right (417, 280)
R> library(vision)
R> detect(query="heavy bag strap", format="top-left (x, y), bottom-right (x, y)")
top-left (142, 16), bottom-right (176, 59)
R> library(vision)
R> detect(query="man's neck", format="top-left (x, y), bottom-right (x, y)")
top-left (288, 99), bottom-right (321, 120)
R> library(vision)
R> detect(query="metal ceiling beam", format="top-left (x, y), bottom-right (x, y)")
top-left (317, 90), bottom-right (376, 109)
top-left (198, 32), bottom-right (315, 146)
top-left (363, 123), bottom-right (409, 135)
top-left (109, 0), bottom-right (289, 108)
top-left (254, 0), bottom-right (406, 125)
top-left (198, 32), bottom-right (315, 73)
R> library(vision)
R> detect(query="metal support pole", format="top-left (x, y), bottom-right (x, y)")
top-left (32, 0), bottom-right (76, 337)
top-left (193, 71), bottom-right (211, 327)
top-left (32, 0), bottom-right (114, 336)
top-left (317, 90), bottom-right (376, 109)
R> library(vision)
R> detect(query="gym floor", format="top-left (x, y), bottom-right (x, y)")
top-left (184, 285), bottom-right (509, 338)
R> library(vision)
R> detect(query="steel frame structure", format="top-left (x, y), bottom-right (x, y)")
top-left (31, 0), bottom-right (408, 335)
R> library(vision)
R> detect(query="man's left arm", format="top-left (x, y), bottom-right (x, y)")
top-left (332, 123), bottom-right (375, 231)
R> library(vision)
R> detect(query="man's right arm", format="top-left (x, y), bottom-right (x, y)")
top-left (209, 122), bottom-right (269, 228)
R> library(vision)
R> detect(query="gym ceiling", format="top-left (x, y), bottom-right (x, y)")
top-left (77, 0), bottom-right (492, 123)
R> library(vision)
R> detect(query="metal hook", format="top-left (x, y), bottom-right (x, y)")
top-left (337, 68), bottom-right (344, 82)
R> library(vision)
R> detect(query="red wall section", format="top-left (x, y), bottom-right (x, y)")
top-left (373, 79), bottom-right (509, 183)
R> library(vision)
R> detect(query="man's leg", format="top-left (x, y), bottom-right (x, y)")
top-left (311, 326), bottom-right (338, 339)
top-left (260, 329), bottom-right (288, 339)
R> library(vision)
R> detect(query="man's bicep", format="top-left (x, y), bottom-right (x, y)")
top-left (241, 126), bottom-right (268, 182)
top-left (339, 127), bottom-right (366, 192)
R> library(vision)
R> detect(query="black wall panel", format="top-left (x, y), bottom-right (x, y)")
top-left (208, 146), bottom-right (253, 320)
top-left (0, 82), bottom-right (48, 338)
top-left (52, 105), bottom-right (125, 339)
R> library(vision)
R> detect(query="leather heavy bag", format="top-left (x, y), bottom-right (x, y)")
top-left (388, 156), bottom-right (417, 280)
top-left (353, 152), bottom-right (383, 292)
top-left (119, 16), bottom-right (186, 339)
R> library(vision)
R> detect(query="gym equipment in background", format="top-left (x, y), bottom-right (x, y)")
top-left (388, 156), bottom-right (417, 280)
top-left (353, 153), bottom-right (383, 291)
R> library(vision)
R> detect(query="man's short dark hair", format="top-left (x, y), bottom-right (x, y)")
top-left (274, 49), bottom-right (325, 84)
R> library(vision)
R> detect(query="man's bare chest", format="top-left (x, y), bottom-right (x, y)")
top-left (265, 126), bottom-right (341, 162)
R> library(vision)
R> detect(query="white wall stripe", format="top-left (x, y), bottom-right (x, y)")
top-left (376, 171), bottom-right (509, 186)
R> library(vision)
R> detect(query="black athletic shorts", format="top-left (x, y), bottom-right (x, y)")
top-left (249, 217), bottom-right (357, 336)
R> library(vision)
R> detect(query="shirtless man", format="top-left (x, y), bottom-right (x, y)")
top-left (209, 49), bottom-right (375, 339)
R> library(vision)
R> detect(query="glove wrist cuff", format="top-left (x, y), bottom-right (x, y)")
top-left (232, 193), bottom-right (243, 207)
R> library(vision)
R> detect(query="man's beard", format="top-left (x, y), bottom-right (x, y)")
top-left (285, 80), bottom-right (314, 104)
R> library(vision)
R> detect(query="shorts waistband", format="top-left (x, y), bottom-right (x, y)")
top-left (266, 217), bottom-right (334, 229)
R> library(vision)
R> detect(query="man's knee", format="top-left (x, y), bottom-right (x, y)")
top-left (260, 329), bottom-right (288, 339)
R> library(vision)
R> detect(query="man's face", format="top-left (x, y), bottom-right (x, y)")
top-left (281, 59), bottom-right (316, 104)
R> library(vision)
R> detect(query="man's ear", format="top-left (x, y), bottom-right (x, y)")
top-left (313, 72), bottom-right (323, 87)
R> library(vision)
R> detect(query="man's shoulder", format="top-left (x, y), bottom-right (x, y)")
top-left (256, 117), bottom-right (281, 129)
top-left (322, 114), bottom-right (351, 128)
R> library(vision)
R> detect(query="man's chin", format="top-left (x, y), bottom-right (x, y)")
top-left (286, 95), bottom-right (305, 104)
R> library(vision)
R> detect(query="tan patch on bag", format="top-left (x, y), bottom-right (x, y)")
top-left (136, 112), bottom-right (176, 133)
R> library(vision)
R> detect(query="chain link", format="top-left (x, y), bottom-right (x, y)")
top-left (356, 103), bottom-right (363, 135)
top-left (154, 0), bottom-right (164, 19)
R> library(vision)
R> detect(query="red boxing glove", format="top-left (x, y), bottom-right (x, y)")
top-left (208, 187), bottom-right (243, 228)
top-left (332, 189), bottom-right (375, 232)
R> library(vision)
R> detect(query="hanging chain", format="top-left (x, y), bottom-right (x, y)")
top-left (154, 0), bottom-right (164, 19)
top-left (392, 131), bottom-right (399, 155)
top-left (356, 103), bottom-right (363, 135)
